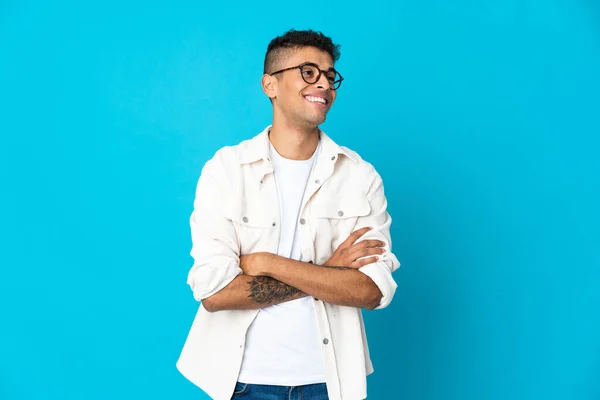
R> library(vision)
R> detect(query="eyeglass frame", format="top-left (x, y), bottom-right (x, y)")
top-left (269, 62), bottom-right (344, 90)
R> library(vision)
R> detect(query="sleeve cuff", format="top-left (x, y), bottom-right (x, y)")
top-left (358, 261), bottom-right (398, 309)
top-left (188, 259), bottom-right (242, 301)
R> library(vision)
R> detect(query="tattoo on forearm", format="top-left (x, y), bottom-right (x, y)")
top-left (247, 276), bottom-right (303, 304)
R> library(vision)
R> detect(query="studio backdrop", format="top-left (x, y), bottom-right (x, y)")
top-left (1, 1), bottom-right (599, 399)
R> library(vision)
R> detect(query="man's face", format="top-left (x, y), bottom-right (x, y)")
top-left (269, 46), bottom-right (338, 128)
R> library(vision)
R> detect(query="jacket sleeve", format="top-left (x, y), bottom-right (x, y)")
top-left (356, 171), bottom-right (401, 310)
top-left (186, 157), bottom-right (242, 301)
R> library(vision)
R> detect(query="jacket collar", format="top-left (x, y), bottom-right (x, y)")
top-left (238, 125), bottom-right (357, 165)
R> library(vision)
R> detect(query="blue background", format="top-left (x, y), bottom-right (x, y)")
top-left (1, 1), bottom-right (599, 399)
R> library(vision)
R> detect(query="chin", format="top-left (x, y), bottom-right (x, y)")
top-left (295, 111), bottom-right (327, 129)
top-left (309, 114), bottom-right (327, 126)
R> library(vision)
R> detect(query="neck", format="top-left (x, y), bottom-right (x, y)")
top-left (269, 115), bottom-right (320, 161)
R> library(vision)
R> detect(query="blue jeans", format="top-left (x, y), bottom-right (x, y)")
top-left (231, 382), bottom-right (329, 400)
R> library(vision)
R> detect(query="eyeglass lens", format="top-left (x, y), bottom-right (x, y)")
top-left (300, 65), bottom-right (341, 89)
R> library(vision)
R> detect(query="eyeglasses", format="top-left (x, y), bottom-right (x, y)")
top-left (269, 62), bottom-right (344, 90)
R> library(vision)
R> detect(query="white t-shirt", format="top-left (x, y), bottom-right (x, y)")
top-left (237, 139), bottom-right (326, 385)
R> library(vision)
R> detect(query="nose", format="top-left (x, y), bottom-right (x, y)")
top-left (315, 71), bottom-right (331, 90)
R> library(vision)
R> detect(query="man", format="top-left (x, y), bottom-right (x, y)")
top-left (177, 29), bottom-right (401, 400)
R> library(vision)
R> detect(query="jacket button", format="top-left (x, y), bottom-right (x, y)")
top-left (300, 218), bottom-right (306, 225)
top-left (337, 211), bottom-right (344, 217)
top-left (315, 179), bottom-right (320, 184)
top-left (323, 338), bottom-right (329, 345)
top-left (331, 156), bottom-right (336, 161)
top-left (243, 216), bottom-right (249, 223)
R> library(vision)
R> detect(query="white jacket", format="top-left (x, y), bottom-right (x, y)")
top-left (177, 126), bottom-right (401, 400)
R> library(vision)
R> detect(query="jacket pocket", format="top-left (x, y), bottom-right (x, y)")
top-left (312, 195), bottom-right (371, 220)
top-left (224, 201), bottom-right (273, 255)
top-left (311, 193), bottom-right (372, 259)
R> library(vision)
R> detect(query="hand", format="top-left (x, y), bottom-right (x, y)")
top-left (324, 227), bottom-right (386, 269)
top-left (240, 252), bottom-right (275, 277)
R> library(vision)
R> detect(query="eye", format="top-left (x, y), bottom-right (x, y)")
top-left (326, 71), bottom-right (337, 83)
top-left (303, 69), bottom-right (315, 78)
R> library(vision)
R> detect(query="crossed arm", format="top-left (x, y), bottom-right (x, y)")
top-left (201, 229), bottom-right (386, 312)
top-left (188, 157), bottom-right (399, 312)
top-left (201, 266), bottom-right (379, 312)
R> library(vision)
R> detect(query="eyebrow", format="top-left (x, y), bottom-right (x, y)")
top-left (302, 61), bottom-right (336, 71)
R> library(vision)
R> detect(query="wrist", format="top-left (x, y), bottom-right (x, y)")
top-left (260, 253), bottom-right (278, 277)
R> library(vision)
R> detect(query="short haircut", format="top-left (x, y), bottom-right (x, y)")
top-left (264, 29), bottom-right (341, 74)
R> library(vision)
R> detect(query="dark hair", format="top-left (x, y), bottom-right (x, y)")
top-left (264, 29), bottom-right (341, 74)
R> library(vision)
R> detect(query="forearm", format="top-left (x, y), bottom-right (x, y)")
top-left (264, 256), bottom-right (382, 309)
top-left (201, 274), bottom-right (309, 312)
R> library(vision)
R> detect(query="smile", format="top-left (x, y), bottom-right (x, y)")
top-left (304, 95), bottom-right (328, 105)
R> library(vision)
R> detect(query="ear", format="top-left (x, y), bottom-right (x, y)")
top-left (261, 73), bottom-right (278, 100)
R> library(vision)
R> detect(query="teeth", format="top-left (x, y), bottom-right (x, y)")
top-left (305, 96), bottom-right (326, 104)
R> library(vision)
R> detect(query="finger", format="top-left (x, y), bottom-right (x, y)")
top-left (347, 241), bottom-right (385, 257)
top-left (341, 227), bottom-right (372, 247)
top-left (349, 246), bottom-right (385, 260)
top-left (348, 227), bottom-right (373, 245)
top-left (351, 240), bottom-right (386, 250)
top-left (352, 256), bottom-right (379, 268)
